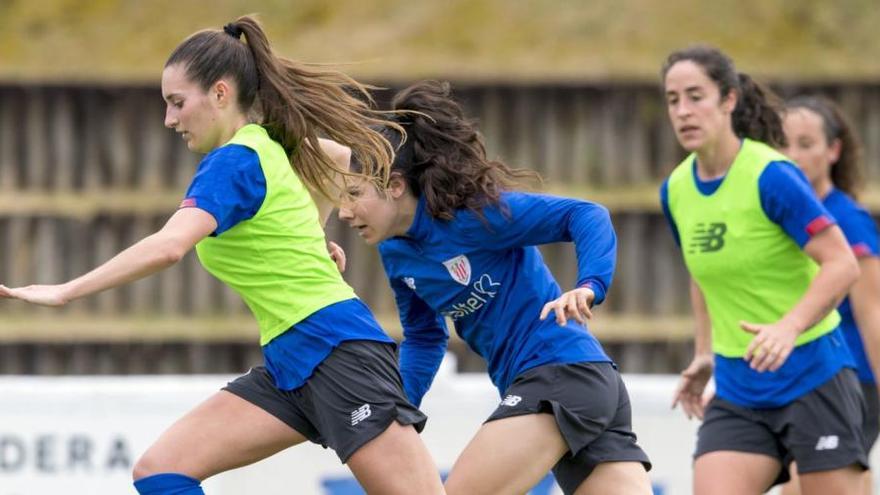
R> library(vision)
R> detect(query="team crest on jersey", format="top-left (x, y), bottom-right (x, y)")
top-left (442, 255), bottom-right (472, 286)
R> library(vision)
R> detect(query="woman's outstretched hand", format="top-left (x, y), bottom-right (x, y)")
top-left (0, 284), bottom-right (71, 307)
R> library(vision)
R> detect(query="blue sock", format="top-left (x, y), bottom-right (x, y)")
top-left (134, 473), bottom-right (205, 495)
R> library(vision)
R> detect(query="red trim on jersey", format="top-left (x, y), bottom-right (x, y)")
top-left (852, 242), bottom-right (873, 258)
top-left (805, 216), bottom-right (833, 237)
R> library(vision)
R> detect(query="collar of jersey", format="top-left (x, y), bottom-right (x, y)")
top-left (403, 194), bottom-right (431, 241)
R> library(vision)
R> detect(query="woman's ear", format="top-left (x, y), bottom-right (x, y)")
top-left (721, 88), bottom-right (738, 114)
top-left (388, 172), bottom-right (409, 199)
top-left (827, 138), bottom-right (842, 165)
top-left (212, 79), bottom-right (233, 108)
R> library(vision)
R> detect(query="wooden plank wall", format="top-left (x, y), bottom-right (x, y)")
top-left (1, 82), bottom-right (878, 374)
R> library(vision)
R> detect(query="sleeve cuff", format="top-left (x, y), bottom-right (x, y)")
top-left (578, 279), bottom-right (606, 306)
top-left (805, 215), bottom-right (834, 237)
top-left (179, 196), bottom-right (223, 235)
top-left (852, 242), bottom-right (878, 258)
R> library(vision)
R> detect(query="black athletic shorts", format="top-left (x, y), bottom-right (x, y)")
top-left (223, 340), bottom-right (427, 463)
top-left (695, 368), bottom-right (868, 488)
top-left (861, 381), bottom-right (879, 454)
top-left (485, 361), bottom-right (651, 495)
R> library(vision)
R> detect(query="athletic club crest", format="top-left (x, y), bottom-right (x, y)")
top-left (442, 255), bottom-right (472, 286)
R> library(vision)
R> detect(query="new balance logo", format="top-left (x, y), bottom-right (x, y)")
top-left (500, 395), bottom-right (522, 407)
top-left (688, 222), bottom-right (727, 254)
top-left (815, 435), bottom-right (839, 451)
top-left (351, 404), bottom-right (372, 426)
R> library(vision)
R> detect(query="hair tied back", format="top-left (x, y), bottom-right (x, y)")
top-left (223, 23), bottom-right (243, 40)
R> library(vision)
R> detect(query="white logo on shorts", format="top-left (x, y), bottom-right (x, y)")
top-left (815, 435), bottom-right (839, 451)
top-left (403, 277), bottom-right (416, 290)
top-left (500, 395), bottom-right (522, 407)
top-left (351, 404), bottom-right (372, 426)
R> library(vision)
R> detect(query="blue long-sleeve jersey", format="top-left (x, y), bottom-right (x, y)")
top-left (379, 192), bottom-right (614, 406)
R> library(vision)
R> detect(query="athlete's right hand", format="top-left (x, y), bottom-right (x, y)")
top-left (539, 287), bottom-right (594, 326)
top-left (671, 353), bottom-right (714, 420)
top-left (0, 284), bottom-right (71, 307)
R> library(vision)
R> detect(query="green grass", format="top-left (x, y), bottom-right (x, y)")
top-left (0, 0), bottom-right (878, 83)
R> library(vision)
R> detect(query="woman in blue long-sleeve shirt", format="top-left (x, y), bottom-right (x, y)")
top-left (780, 95), bottom-right (880, 495)
top-left (338, 80), bottom-right (651, 495)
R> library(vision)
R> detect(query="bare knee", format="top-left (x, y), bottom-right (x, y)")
top-left (132, 447), bottom-right (181, 482)
top-left (132, 451), bottom-right (161, 482)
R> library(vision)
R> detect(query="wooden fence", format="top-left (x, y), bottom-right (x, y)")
top-left (1, 81), bottom-right (879, 374)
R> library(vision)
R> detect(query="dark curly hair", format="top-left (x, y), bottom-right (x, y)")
top-left (380, 80), bottom-right (541, 220)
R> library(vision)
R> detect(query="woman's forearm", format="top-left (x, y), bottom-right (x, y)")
top-left (690, 278), bottom-right (713, 357)
top-left (780, 256), bottom-right (859, 334)
top-left (63, 232), bottom-right (186, 302)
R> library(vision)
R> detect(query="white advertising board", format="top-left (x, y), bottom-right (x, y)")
top-left (0, 358), bottom-right (873, 494)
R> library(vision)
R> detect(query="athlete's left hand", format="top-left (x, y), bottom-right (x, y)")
top-left (741, 320), bottom-right (799, 372)
top-left (0, 284), bottom-right (70, 307)
top-left (540, 287), bottom-right (595, 326)
top-left (327, 241), bottom-right (346, 273)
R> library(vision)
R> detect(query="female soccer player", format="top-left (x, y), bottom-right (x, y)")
top-left (338, 80), bottom-right (652, 495)
top-left (779, 95), bottom-right (880, 495)
top-left (660, 45), bottom-right (867, 494)
top-left (0, 17), bottom-right (444, 495)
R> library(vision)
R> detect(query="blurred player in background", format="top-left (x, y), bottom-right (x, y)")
top-left (780, 95), bottom-right (880, 495)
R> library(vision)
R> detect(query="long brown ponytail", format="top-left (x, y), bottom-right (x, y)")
top-left (166, 15), bottom-right (397, 199)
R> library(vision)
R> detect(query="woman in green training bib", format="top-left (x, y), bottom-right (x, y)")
top-left (659, 45), bottom-right (867, 494)
top-left (0, 16), bottom-right (444, 495)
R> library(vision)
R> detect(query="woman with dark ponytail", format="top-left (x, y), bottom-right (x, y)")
top-left (780, 95), bottom-right (880, 495)
top-left (339, 80), bottom-right (652, 495)
top-left (0, 16), bottom-right (445, 495)
top-left (660, 45), bottom-right (867, 494)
